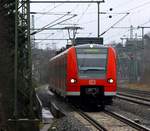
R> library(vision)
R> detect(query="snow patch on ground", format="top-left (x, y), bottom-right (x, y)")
top-left (42, 108), bottom-right (53, 124)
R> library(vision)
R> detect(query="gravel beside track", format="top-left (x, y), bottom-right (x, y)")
top-left (37, 85), bottom-right (150, 131)
top-left (85, 112), bottom-right (137, 131)
top-left (49, 95), bottom-right (149, 131)
top-left (107, 98), bottom-right (150, 128)
top-left (37, 85), bottom-right (95, 131)
top-left (49, 112), bottom-right (99, 131)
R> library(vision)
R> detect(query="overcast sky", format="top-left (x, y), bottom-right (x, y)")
top-left (30, 0), bottom-right (150, 49)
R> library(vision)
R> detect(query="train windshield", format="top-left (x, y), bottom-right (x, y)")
top-left (76, 47), bottom-right (108, 79)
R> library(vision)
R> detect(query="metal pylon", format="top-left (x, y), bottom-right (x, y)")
top-left (14, 0), bottom-right (33, 118)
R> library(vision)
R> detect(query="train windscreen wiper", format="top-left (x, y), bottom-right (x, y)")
top-left (79, 67), bottom-right (105, 71)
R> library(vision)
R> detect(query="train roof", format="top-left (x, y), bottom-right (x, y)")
top-left (49, 48), bottom-right (68, 61)
top-left (50, 44), bottom-right (111, 61)
top-left (75, 44), bottom-right (107, 49)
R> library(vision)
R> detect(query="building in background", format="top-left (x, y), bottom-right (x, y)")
top-left (115, 38), bottom-right (144, 83)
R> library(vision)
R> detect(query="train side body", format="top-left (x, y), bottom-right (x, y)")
top-left (49, 44), bottom-right (117, 105)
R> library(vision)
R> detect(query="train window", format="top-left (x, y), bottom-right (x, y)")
top-left (76, 48), bottom-right (107, 79)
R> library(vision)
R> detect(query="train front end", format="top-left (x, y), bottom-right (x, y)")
top-left (66, 44), bottom-right (117, 106)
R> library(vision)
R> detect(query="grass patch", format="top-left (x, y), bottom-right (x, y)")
top-left (125, 83), bottom-right (150, 91)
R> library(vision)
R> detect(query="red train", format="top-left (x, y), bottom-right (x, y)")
top-left (49, 42), bottom-right (117, 108)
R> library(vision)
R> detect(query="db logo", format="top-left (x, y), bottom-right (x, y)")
top-left (89, 80), bottom-right (96, 85)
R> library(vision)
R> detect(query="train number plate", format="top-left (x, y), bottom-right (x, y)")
top-left (89, 80), bottom-right (96, 85)
top-left (86, 88), bottom-right (99, 94)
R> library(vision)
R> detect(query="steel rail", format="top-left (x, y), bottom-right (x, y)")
top-left (71, 105), bottom-right (107, 131)
top-left (105, 110), bottom-right (150, 131)
top-left (77, 111), bottom-right (108, 131)
top-left (72, 104), bottom-right (150, 131)
top-left (77, 107), bottom-right (150, 131)
top-left (118, 88), bottom-right (150, 96)
top-left (116, 94), bottom-right (150, 106)
top-left (117, 92), bottom-right (150, 102)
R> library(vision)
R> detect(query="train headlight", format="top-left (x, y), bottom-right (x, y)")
top-left (90, 44), bottom-right (94, 48)
top-left (70, 78), bottom-right (77, 84)
top-left (108, 78), bottom-right (114, 83)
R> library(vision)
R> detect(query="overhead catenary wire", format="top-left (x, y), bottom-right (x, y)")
top-left (105, 0), bottom-right (150, 43)
top-left (31, 14), bottom-right (77, 35)
top-left (74, 1), bottom-right (93, 37)
top-left (118, 0), bottom-right (150, 26)
top-left (100, 13), bottom-right (130, 36)
top-left (31, 0), bottom-right (105, 48)
top-left (102, 0), bottom-right (150, 27)
top-left (126, 1), bottom-right (150, 12)
top-left (36, 32), bottom-right (55, 43)
top-left (31, 4), bottom-right (86, 45)
top-left (140, 19), bottom-right (150, 26)
top-left (41, 11), bottom-right (71, 27)
top-left (113, 0), bottom-right (136, 9)
top-left (35, 3), bottom-right (65, 20)
top-left (31, 12), bottom-right (71, 35)
top-left (76, 2), bottom-right (92, 24)
top-left (70, 3), bottom-right (80, 13)
top-left (63, 3), bottom-right (80, 24)
top-left (104, 29), bottom-right (130, 43)
top-left (105, 18), bottom-right (150, 44)
top-left (112, 0), bottom-right (147, 12)
top-left (31, 0), bottom-right (150, 47)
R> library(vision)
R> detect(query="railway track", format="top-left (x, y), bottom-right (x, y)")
top-left (77, 110), bottom-right (107, 131)
top-left (77, 109), bottom-right (150, 131)
top-left (105, 110), bottom-right (150, 131)
top-left (47, 89), bottom-right (150, 130)
top-left (46, 91), bottom-right (150, 131)
top-left (118, 88), bottom-right (150, 98)
top-left (116, 92), bottom-right (150, 106)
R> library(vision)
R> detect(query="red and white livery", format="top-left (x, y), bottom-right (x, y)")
top-left (49, 44), bottom-right (117, 107)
